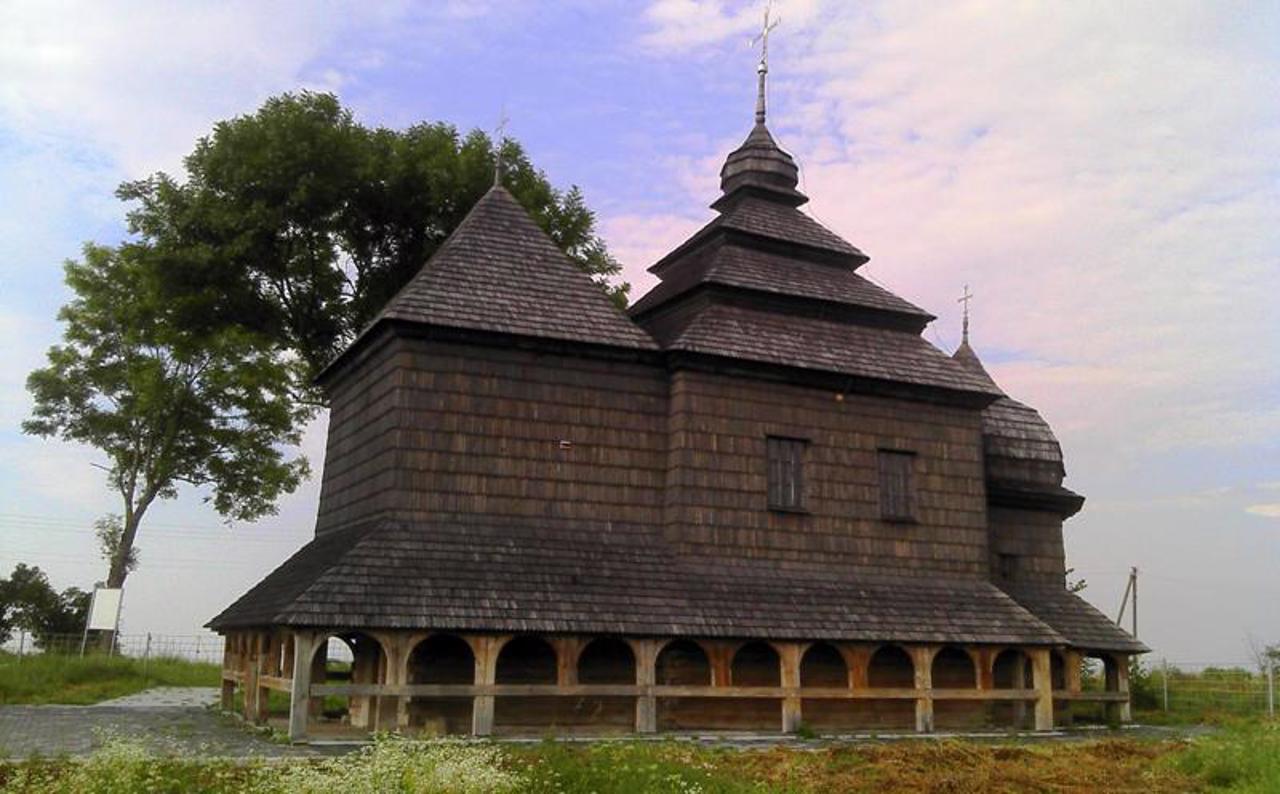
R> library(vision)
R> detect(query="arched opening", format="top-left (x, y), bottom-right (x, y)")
top-left (1074, 651), bottom-right (1123, 724)
top-left (932, 646), bottom-right (981, 730)
top-left (407, 634), bottom-right (475, 735)
top-left (932, 646), bottom-right (977, 688)
top-left (494, 636), bottom-right (558, 734)
top-left (308, 632), bottom-right (387, 736)
top-left (496, 636), bottom-right (557, 684)
top-left (656, 640), bottom-right (713, 731)
top-left (564, 638), bottom-right (637, 734)
top-left (730, 642), bottom-right (780, 686)
top-left (801, 642), bottom-right (863, 733)
top-left (847, 645), bottom-right (915, 731)
top-left (720, 641), bottom-right (782, 730)
top-left (656, 639), bottom-right (711, 685)
top-left (991, 648), bottom-right (1033, 729)
top-left (578, 638), bottom-right (635, 684)
top-left (867, 645), bottom-right (915, 688)
top-left (800, 643), bottom-right (848, 688)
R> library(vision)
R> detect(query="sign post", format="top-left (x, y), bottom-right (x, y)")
top-left (79, 587), bottom-right (124, 656)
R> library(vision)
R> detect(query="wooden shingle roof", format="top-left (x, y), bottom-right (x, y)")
top-left (208, 516), bottom-right (1066, 646)
top-left (377, 186), bottom-right (656, 350)
top-left (1002, 583), bottom-right (1148, 654)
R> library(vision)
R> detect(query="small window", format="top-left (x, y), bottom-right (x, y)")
top-left (997, 553), bottom-right (1019, 581)
top-left (767, 436), bottom-right (807, 511)
top-left (878, 449), bottom-right (916, 521)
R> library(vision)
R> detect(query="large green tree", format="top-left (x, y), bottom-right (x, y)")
top-left (120, 91), bottom-right (627, 402)
top-left (24, 244), bottom-right (311, 594)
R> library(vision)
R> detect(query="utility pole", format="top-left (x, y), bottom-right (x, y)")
top-left (1116, 566), bottom-right (1138, 638)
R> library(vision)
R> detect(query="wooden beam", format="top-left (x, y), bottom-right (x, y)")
top-left (471, 635), bottom-right (499, 736)
top-left (307, 682), bottom-right (1038, 700)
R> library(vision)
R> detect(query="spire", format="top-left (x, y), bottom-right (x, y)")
top-left (493, 106), bottom-right (509, 187)
top-left (752, 1), bottom-right (779, 125)
top-left (715, 1), bottom-right (807, 209)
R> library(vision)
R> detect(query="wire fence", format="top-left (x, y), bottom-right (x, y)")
top-left (1136, 659), bottom-right (1276, 721)
top-left (2, 631), bottom-right (225, 665)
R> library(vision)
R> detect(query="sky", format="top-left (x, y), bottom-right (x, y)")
top-left (1, 0), bottom-right (1277, 666)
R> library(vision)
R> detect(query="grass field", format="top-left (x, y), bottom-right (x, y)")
top-left (0, 721), bottom-right (1276, 793)
top-left (0, 652), bottom-right (220, 705)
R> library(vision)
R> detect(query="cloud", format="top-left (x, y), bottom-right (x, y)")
top-left (638, 0), bottom-right (1280, 465)
top-left (601, 212), bottom-right (707, 297)
top-left (1245, 504), bottom-right (1280, 519)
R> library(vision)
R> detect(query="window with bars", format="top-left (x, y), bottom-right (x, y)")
top-left (878, 449), bottom-right (917, 521)
top-left (766, 436), bottom-right (807, 511)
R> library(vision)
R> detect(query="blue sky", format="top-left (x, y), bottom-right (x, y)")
top-left (1, 1), bottom-right (1277, 664)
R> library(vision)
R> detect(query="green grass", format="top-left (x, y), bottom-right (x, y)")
top-left (7, 726), bottom-right (1280, 793)
top-left (0, 652), bottom-right (220, 705)
top-left (1166, 720), bottom-right (1280, 792)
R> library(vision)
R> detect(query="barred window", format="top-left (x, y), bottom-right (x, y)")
top-left (878, 449), bottom-right (916, 521)
top-left (766, 436), bottom-right (807, 511)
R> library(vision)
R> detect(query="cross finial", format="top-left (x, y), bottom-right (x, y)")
top-left (958, 284), bottom-right (974, 345)
top-left (749, 0), bottom-right (780, 124)
top-left (493, 106), bottom-right (510, 187)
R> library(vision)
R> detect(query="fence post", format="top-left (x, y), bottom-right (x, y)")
top-left (1268, 659), bottom-right (1275, 720)
top-left (143, 633), bottom-right (152, 679)
top-left (16, 630), bottom-right (25, 663)
top-left (1162, 658), bottom-right (1169, 713)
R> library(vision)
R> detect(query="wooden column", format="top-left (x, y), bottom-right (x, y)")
top-left (779, 642), bottom-right (802, 733)
top-left (555, 637), bottom-right (581, 687)
top-left (1112, 654), bottom-right (1132, 723)
top-left (389, 633), bottom-right (413, 731)
top-left (846, 646), bottom-right (871, 690)
top-left (242, 632), bottom-right (261, 722)
top-left (471, 635), bottom-right (499, 736)
top-left (288, 630), bottom-right (316, 743)
top-left (1060, 648), bottom-right (1082, 727)
top-left (634, 639), bottom-right (658, 734)
top-left (253, 632), bottom-right (273, 724)
top-left (1030, 647), bottom-right (1054, 731)
top-left (912, 646), bottom-right (935, 734)
top-left (219, 634), bottom-right (235, 711)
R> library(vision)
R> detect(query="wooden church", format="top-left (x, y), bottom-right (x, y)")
top-left (210, 53), bottom-right (1145, 741)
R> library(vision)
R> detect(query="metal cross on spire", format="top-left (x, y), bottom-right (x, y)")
top-left (493, 106), bottom-right (510, 187)
top-left (750, 0), bottom-right (780, 124)
top-left (958, 284), bottom-right (974, 345)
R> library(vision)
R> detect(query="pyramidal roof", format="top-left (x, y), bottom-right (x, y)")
top-left (331, 186), bottom-right (656, 371)
top-left (630, 109), bottom-right (998, 402)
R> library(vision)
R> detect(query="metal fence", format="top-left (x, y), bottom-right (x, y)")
top-left (2, 631), bottom-right (225, 665)
top-left (1138, 659), bottom-right (1276, 720)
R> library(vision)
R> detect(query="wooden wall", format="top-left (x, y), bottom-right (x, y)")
top-left (663, 370), bottom-right (990, 574)
top-left (316, 338), bottom-right (406, 534)
top-left (316, 337), bottom-right (669, 533)
top-left (987, 507), bottom-right (1067, 585)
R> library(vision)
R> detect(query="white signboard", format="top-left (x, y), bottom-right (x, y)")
top-left (86, 588), bottom-right (123, 631)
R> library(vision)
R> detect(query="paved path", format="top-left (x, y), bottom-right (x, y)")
top-left (0, 687), bottom-right (319, 759)
top-left (91, 686), bottom-right (221, 708)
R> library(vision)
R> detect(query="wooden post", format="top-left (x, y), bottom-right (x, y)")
top-left (1029, 647), bottom-right (1054, 731)
top-left (779, 642), bottom-right (802, 733)
top-left (634, 639), bottom-right (658, 734)
top-left (912, 646), bottom-right (934, 734)
top-left (219, 634), bottom-right (235, 711)
top-left (288, 630), bottom-right (316, 743)
top-left (846, 646), bottom-right (871, 690)
top-left (472, 636), bottom-right (499, 736)
top-left (1114, 655), bottom-right (1132, 723)
top-left (253, 632), bottom-right (272, 724)
top-left (555, 637), bottom-right (581, 687)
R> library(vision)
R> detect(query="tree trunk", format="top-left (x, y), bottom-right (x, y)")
top-left (96, 506), bottom-right (146, 653)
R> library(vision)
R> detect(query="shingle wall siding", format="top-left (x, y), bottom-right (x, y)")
top-left (987, 507), bottom-right (1067, 584)
top-left (664, 369), bottom-right (991, 574)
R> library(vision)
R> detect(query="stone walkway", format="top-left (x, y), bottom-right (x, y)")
top-left (91, 686), bottom-right (221, 709)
